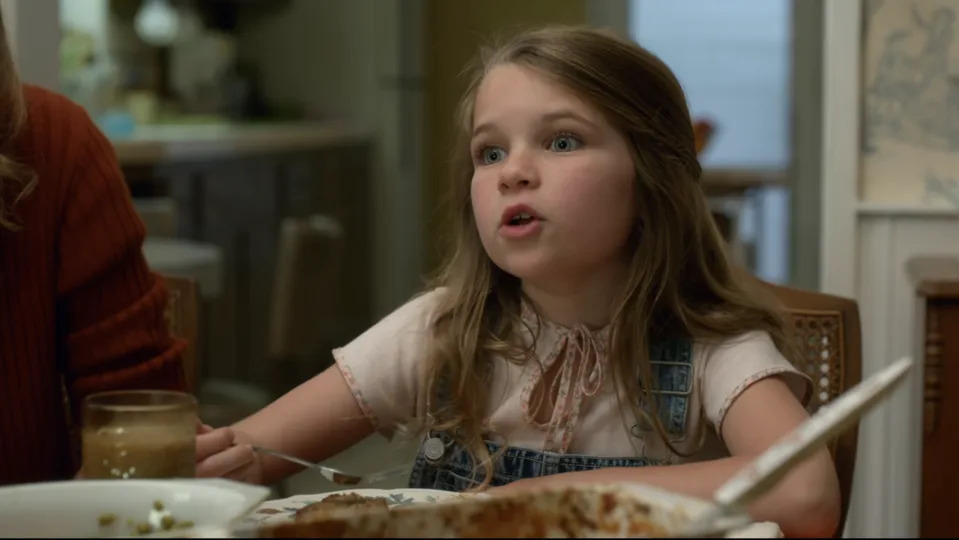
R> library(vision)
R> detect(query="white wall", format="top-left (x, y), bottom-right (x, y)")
top-left (2, 0), bottom-right (59, 89)
top-left (236, 0), bottom-right (378, 129)
top-left (236, 0), bottom-right (424, 317)
top-left (819, 0), bottom-right (959, 536)
top-left (1, 0), bottom-right (16, 56)
top-left (851, 208), bottom-right (959, 537)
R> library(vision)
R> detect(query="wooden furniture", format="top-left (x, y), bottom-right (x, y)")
top-left (120, 131), bottom-right (373, 394)
top-left (162, 274), bottom-right (200, 393)
top-left (908, 256), bottom-right (959, 538)
top-left (266, 215), bottom-right (345, 397)
top-left (759, 280), bottom-right (863, 537)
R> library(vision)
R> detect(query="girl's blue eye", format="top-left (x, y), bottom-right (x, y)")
top-left (482, 147), bottom-right (506, 164)
top-left (549, 134), bottom-right (582, 152)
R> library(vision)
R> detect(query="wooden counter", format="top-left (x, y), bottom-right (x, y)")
top-left (113, 122), bottom-right (375, 395)
top-left (111, 122), bottom-right (370, 167)
top-left (907, 256), bottom-right (959, 538)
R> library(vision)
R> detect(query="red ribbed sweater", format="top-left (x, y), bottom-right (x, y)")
top-left (0, 85), bottom-right (187, 485)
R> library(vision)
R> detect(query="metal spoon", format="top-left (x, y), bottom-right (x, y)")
top-left (251, 446), bottom-right (410, 486)
top-left (682, 356), bottom-right (914, 536)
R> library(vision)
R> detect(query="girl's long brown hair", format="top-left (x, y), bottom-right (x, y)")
top-left (419, 26), bottom-right (790, 488)
top-left (0, 10), bottom-right (36, 231)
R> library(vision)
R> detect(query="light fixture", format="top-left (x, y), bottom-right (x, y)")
top-left (134, 0), bottom-right (180, 47)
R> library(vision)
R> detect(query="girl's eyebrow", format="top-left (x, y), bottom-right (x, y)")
top-left (471, 122), bottom-right (498, 139)
top-left (472, 109), bottom-right (598, 139)
top-left (539, 110), bottom-right (599, 129)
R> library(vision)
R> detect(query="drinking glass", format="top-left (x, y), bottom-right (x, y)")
top-left (81, 390), bottom-right (196, 479)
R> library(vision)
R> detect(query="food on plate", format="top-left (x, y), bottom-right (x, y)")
top-left (295, 493), bottom-right (390, 522)
top-left (258, 486), bottom-right (680, 538)
top-left (96, 498), bottom-right (195, 536)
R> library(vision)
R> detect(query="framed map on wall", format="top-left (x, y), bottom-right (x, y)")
top-left (862, 0), bottom-right (959, 208)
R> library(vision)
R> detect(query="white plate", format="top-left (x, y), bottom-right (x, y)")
top-left (244, 488), bottom-right (468, 526)
top-left (0, 478), bottom-right (270, 538)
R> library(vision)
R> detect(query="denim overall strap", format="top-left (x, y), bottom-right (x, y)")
top-left (634, 338), bottom-right (695, 437)
top-left (407, 431), bottom-right (663, 492)
top-left (409, 338), bottom-right (694, 492)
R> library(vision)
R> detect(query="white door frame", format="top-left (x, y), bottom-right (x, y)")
top-left (820, 0), bottom-right (865, 534)
top-left (819, 0), bottom-right (860, 299)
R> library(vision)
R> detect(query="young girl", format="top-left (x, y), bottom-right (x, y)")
top-left (195, 26), bottom-right (840, 538)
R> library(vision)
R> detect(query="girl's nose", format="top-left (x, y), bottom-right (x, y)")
top-left (498, 151), bottom-right (540, 192)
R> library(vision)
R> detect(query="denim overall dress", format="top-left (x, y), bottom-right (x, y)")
top-left (407, 339), bottom-right (694, 491)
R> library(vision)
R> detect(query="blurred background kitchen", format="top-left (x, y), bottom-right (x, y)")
top-left (4, 0), bottom-right (959, 537)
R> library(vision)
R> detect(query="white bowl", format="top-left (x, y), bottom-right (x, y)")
top-left (0, 478), bottom-right (270, 538)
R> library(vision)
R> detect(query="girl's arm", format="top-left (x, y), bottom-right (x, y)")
top-left (197, 291), bottom-right (442, 485)
top-left (492, 377), bottom-right (841, 538)
top-left (229, 365), bottom-right (376, 486)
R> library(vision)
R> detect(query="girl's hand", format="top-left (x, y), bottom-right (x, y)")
top-left (195, 419), bottom-right (261, 484)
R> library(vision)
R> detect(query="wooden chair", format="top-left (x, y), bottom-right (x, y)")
top-left (162, 274), bottom-right (200, 393)
top-left (266, 215), bottom-right (344, 397)
top-left (758, 280), bottom-right (863, 537)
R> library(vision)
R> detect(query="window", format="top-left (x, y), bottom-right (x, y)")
top-left (629, 0), bottom-right (791, 169)
top-left (629, 0), bottom-right (793, 284)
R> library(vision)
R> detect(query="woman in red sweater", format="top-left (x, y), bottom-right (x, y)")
top-left (0, 15), bottom-right (187, 485)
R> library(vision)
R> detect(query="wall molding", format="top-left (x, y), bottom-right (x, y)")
top-left (853, 213), bottom-right (959, 536)
top-left (858, 202), bottom-right (959, 218)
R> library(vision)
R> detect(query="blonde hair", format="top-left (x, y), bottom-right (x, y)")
top-left (0, 11), bottom-right (36, 231)
top-left (421, 26), bottom-right (789, 488)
